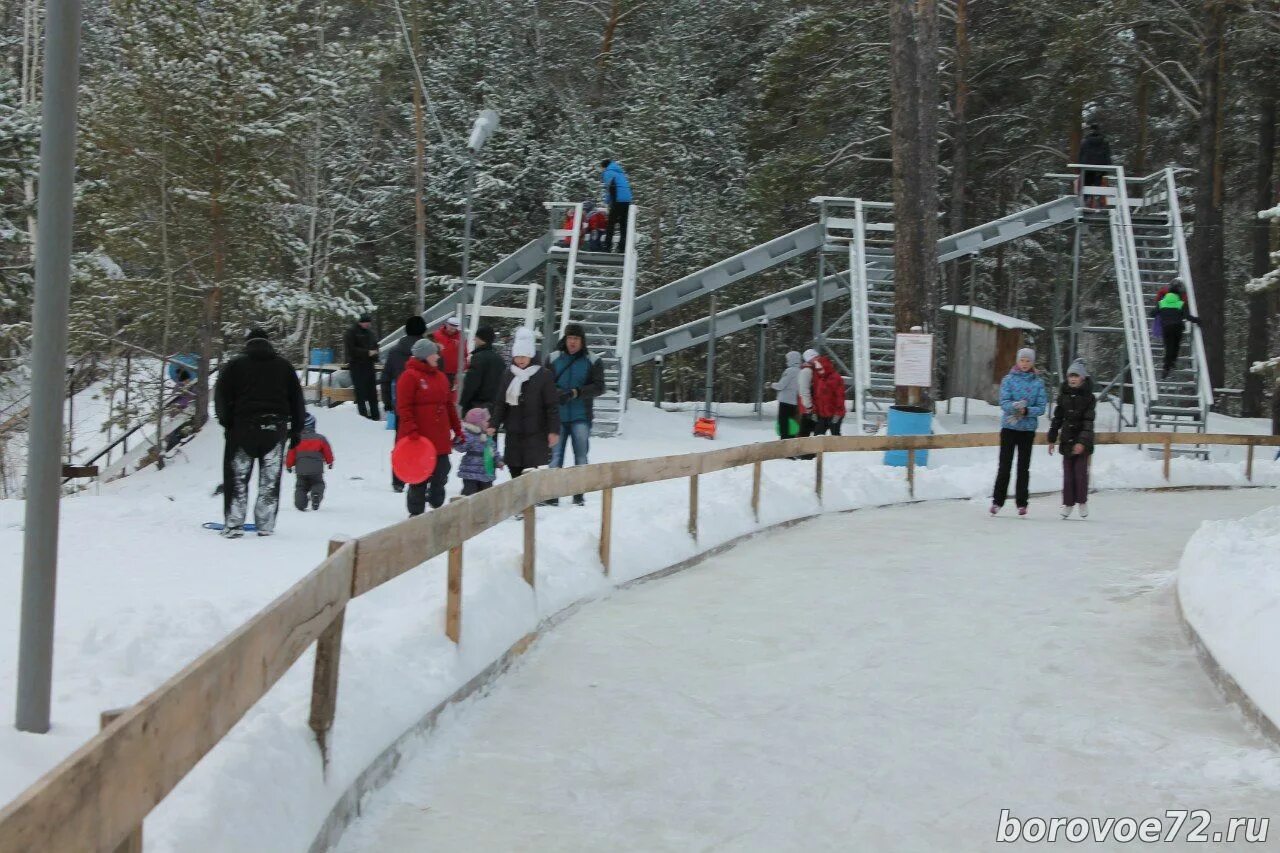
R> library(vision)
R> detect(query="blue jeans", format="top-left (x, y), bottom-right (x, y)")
top-left (550, 421), bottom-right (590, 469)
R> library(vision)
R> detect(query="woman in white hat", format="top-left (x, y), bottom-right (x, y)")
top-left (491, 328), bottom-right (561, 480)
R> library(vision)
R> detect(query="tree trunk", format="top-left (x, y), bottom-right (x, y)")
top-left (890, 0), bottom-right (940, 404)
top-left (1134, 68), bottom-right (1150, 175)
top-left (1190, 0), bottom-right (1228, 389)
top-left (411, 0), bottom-right (427, 314)
top-left (946, 0), bottom-right (969, 305)
top-left (1244, 77), bottom-right (1276, 417)
top-left (197, 143), bottom-right (226, 428)
top-left (594, 0), bottom-right (623, 108)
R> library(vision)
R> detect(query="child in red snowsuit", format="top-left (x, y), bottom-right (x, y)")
top-left (285, 413), bottom-right (334, 511)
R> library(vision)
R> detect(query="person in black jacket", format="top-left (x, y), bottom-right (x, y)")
top-left (1156, 279), bottom-right (1200, 379)
top-left (1077, 125), bottom-right (1112, 208)
top-left (344, 312), bottom-right (380, 420)
top-left (460, 326), bottom-right (506, 414)
top-left (381, 315), bottom-right (426, 491)
top-left (214, 329), bottom-right (306, 537)
top-left (544, 323), bottom-right (606, 507)
top-left (1047, 358), bottom-right (1097, 519)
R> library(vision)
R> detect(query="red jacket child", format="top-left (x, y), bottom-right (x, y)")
top-left (396, 356), bottom-right (462, 456)
top-left (431, 322), bottom-right (466, 377)
top-left (586, 208), bottom-right (608, 233)
top-left (811, 355), bottom-right (847, 420)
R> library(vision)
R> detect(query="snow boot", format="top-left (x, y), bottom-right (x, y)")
top-left (1060, 505), bottom-right (1073, 519)
top-left (1017, 506), bottom-right (1028, 517)
top-left (989, 504), bottom-right (1000, 516)
top-left (257, 530), bottom-right (274, 537)
top-left (540, 498), bottom-right (560, 507)
top-left (573, 494), bottom-right (585, 507)
top-left (1078, 504), bottom-right (1089, 519)
top-left (220, 526), bottom-right (245, 539)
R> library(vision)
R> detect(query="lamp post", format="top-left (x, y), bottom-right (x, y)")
top-left (457, 109), bottom-right (499, 370)
top-left (17, 0), bottom-right (83, 733)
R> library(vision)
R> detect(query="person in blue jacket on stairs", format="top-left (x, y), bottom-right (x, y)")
top-left (990, 347), bottom-right (1048, 517)
top-left (600, 158), bottom-right (633, 253)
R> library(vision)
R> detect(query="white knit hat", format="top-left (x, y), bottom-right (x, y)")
top-left (512, 327), bottom-right (537, 359)
top-left (802, 348), bottom-right (819, 363)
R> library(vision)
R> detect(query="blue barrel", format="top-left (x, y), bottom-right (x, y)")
top-left (884, 405), bottom-right (932, 467)
top-left (309, 347), bottom-right (334, 366)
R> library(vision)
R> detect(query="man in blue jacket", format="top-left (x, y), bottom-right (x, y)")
top-left (991, 347), bottom-right (1048, 516)
top-left (600, 158), bottom-right (633, 253)
top-left (545, 323), bottom-right (606, 506)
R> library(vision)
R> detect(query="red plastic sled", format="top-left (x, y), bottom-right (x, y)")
top-left (391, 435), bottom-right (437, 484)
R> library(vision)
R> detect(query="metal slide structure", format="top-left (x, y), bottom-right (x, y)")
top-left (629, 167), bottom-right (1211, 438)
top-left (381, 205), bottom-right (639, 437)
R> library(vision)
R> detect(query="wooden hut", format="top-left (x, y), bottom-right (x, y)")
top-left (940, 305), bottom-right (1042, 406)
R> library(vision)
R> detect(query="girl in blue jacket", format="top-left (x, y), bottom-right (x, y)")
top-left (991, 347), bottom-right (1047, 516)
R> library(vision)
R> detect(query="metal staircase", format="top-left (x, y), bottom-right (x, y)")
top-left (554, 205), bottom-right (638, 436)
top-left (1101, 167), bottom-right (1160, 433)
top-left (838, 201), bottom-right (897, 434)
top-left (1136, 168), bottom-right (1212, 435)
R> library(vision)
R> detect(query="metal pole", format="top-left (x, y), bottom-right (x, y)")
top-left (653, 356), bottom-right (664, 408)
top-left (1068, 218), bottom-right (1083, 361)
top-left (17, 0), bottom-right (83, 734)
top-left (704, 293), bottom-right (717, 419)
top-left (541, 209), bottom-right (558, 362)
top-left (962, 255), bottom-right (977, 425)
top-left (813, 250), bottom-right (826, 345)
top-left (457, 150), bottom-right (476, 387)
top-left (754, 319), bottom-right (768, 419)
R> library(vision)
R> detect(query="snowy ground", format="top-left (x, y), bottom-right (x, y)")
top-left (335, 491), bottom-right (1280, 852)
top-left (0, 398), bottom-right (1277, 850)
top-left (1180, 504), bottom-right (1280, 732)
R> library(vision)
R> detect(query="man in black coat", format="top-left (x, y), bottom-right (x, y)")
top-left (460, 326), bottom-right (506, 414)
top-left (344, 312), bottom-right (380, 420)
top-left (214, 329), bottom-right (306, 538)
top-left (1077, 125), bottom-right (1112, 207)
top-left (381, 314), bottom-right (426, 492)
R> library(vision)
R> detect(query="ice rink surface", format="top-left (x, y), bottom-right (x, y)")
top-left (335, 489), bottom-right (1280, 851)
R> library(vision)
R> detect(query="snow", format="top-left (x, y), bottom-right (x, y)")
top-left (0, 398), bottom-right (1277, 851)
top-left (334, 492), bottom-right (1280, 852)
top-left (1179, 505), bottom-right (1280, 730)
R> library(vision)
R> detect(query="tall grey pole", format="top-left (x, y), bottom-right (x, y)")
top-left (17, 0), bottom-right (83, 734)
top-left (754, 319), bottom-right (768, 419)
top-left (961, 254), bottom-right (977, 425)
top-left (456, 150), bottom-right (475, 387)
top-left (704, 294), bottom-right (717, 419)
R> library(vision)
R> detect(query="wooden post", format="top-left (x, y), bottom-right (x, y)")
top-left (446, 540), bottom-right (463, 643)
top-left (522, 504), bottom-right (536, 587)
top-left (309, 539), bottom-right (347, 769)
top-left (815, 450), bottom-right (824, 502)
top-left (907, 448), bottom-right (916, 498)
top-left (751, 460), bottom-right (762, 522)
top-left (1162, 435), bottom-right (1172, 482)
top-left (599, 487), bottom-right (614, 575)
top-left (1246, 442), bottom-right (1255, 483)
top-left (99, 708), bottom-right (144, 853)
top-left (688, 474), bottom-right (699, 540)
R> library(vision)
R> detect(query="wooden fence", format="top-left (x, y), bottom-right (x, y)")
top-left (1, 430), bottom-right (1277, 852)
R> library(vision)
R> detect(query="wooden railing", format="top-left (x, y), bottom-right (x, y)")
top-left (1, 431), bottom-right (1277, 852)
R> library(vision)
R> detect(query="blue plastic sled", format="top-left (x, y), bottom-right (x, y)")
top-left (203, 522), bottom-right (258, 532)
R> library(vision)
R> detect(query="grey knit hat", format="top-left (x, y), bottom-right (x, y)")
top-left (1017, 347), bottom-right (1036, 363)
top-left (1067, 358), bottom-right (1088, 379)
top-left (411, 338), bottom-right (439, 361)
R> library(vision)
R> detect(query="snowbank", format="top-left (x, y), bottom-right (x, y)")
top-left (0, 400), bottom-right (1277, 852)
top-left (1178, 505), bottom-right (1280, 736)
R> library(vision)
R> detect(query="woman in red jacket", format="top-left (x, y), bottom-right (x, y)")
top-left (811, 354), bottom-right (847, 436)
top-left (396, 338), bottom-right (463, 516)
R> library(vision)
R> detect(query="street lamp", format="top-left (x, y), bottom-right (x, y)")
top-left (457, 108), bottom-right (499, 372)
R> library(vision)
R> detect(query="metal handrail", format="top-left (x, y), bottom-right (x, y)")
top-left (614, 204), bottom-right (640, 411)
top-left (548, 201), bottom-right (584, 338)
top-left (1160, 166), bottom-right (1215, 414)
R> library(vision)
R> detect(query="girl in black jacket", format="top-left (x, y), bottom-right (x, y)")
top-left (1048, 359), bottom-right (1096, 519)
